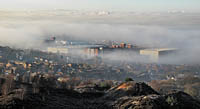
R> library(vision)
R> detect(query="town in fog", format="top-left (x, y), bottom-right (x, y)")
top-left (0, 0), bottom-right (200, 108)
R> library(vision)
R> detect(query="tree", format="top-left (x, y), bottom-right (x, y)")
top-left (1, 75), bottom-right (15, 95)
top-left (125, 78), bottom-right (134, 82)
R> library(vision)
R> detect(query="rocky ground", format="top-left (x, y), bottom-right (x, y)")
top-left (0, 81), bottom-right (200, 109)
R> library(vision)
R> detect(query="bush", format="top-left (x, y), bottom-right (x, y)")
top-left (125, 78), bottom-right (134, 82)
top-left (166, 96), bottom-right (177, 106)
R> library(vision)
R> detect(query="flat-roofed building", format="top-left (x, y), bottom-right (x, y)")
top-left (140, 48), bottom-right (177, 62)
top-left (47, 47), bottom-right (68, 54)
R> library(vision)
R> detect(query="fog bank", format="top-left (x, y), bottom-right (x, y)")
top-left (0, 11), bottom-right (200, 64)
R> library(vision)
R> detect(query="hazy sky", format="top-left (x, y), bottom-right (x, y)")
top-left (0, 0), bottom-right (200, 12)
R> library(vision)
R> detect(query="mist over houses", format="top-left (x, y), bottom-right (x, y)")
top-left (0, 36), bottom-right (200, 108)
top-left (0, 41), bottom-right (200, 108)
top-left (45, 36), bottom-right (178, 63)
top-left (1, 0), bottom-right (200, 108)
top-left (0, 36), bottom-right (198, 85)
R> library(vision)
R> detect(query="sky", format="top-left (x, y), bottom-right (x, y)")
top-left (0, 0), bottom-right (200, 12)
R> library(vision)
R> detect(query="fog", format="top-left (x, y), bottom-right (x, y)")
top-left (0, 10), bottom-right (200, 64)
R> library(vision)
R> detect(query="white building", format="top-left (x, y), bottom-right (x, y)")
top-left (140, 48), bottom-right (177, 62)
top-left (47, 47), bottom-right (68, 54)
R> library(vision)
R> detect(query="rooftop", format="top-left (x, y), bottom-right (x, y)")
top-left (141, 48), bottom-right (177, 52)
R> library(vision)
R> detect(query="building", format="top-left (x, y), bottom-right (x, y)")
top-left (127, 44), bottom-right (132, 49)
top-left (84, 46), bottom-right (104, 57)
top-left (47, 47), bottom-right (68, 54)
top-left (120, 43), bottom-right (126, 48)
top-left (140, 48), bottom-right (177, 62)
top-left (47, 44), bottom-right (105, 57)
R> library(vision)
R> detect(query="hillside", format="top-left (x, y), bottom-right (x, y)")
top-left (0, 81), bottom-right (200, 109)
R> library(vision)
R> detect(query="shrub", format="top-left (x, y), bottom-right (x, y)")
top-left (166, 96), bottom-right (177, 106)
top-left (125, 78), bottom-right (134, 82)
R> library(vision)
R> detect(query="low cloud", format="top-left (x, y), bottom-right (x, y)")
top-left (0, 11), bottom-right (200, 64)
